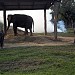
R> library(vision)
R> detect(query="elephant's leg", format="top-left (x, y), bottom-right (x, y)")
top-left (26, 30), bottom-right (28, 35)
top-left (30, 28), bottom-right (32, 36)
top-left (13, 26), bottom-right (17, 36)
top-left (24, 28), bottom-right (28, 36)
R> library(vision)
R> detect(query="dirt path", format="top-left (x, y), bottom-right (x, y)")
top-left (3, 28), bottom-right (74, 48)
top-left (4, 34), bottom-right (74, 48)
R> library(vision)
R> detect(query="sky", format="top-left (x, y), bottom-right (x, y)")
top-left (0, 9), bottom-right (63, 33)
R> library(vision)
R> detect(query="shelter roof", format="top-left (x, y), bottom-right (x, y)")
top-left (0, 0), bottom-right (60, 10)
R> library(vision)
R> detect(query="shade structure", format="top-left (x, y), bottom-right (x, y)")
top-left (0, 0), bottom-right (61, 38)
top-left (0, 0), bottom-right (60, 10)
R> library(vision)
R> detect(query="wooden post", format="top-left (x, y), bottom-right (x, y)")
top-left (3, 9), bottom-right (7, 34)
top-left (44, 9), bottom-right (47, 35)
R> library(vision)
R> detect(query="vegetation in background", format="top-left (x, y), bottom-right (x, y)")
top-left (50, 0), bottom-right (75, 28)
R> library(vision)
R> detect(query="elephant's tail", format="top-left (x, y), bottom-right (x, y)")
top-left (32, 19), bottom-right (34, 32)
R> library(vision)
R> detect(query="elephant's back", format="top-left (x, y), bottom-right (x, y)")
top-left (14, 14), bottom-right (33, 23)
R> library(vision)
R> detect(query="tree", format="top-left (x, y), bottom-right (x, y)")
top-left (59, 0), bottom-right (75, 28)
top-left (50, 0), bottom-right (75, 28)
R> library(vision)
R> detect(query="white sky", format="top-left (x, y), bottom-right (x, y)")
top-left (0, 9), bottom-right (62, 33)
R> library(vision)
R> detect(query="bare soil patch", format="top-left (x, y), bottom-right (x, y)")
top-left (4, 28), bottom-right (74, 48)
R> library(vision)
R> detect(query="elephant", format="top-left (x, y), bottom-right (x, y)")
top-left (7, 14), bottom-right (34, 36)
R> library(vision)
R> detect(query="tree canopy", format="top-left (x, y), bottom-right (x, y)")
top-left (50, 0), bottom-right (75, 28)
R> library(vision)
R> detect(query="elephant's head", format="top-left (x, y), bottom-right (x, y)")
top-left (7, 15), bottom-right (13, 31)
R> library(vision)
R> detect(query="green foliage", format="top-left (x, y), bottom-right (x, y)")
top-left (50, 0), bottom-right (75, 28)
top-left (59, 0), bottom-right (75, 27)
top-left (57, 28), bottom-right (74, 37)
top-left (0, 45), bottom-right (75, 75)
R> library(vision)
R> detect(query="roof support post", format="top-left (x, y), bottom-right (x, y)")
top-left (3, 9), bottom-right (7, 34)
top-left (44, 8), bottom-right (47, 35)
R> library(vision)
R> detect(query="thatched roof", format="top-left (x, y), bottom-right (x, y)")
top-left (0, 0), bottom-right (60, 10)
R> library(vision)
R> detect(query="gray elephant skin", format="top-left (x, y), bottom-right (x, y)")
top-left (7, 14), bottom-right (34, 36)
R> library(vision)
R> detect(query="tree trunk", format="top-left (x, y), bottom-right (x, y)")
top-left (54, 1), bottom-right (60, 40)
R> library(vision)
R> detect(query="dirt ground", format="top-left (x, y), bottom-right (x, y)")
top-left (3, 28), bottom-right (75, 48)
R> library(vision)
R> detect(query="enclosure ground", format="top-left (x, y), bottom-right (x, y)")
top-left (3, 28), bottom-right (75, 48)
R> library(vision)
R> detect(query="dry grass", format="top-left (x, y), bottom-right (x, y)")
top-left (3, 28), bottom-right (75, 48)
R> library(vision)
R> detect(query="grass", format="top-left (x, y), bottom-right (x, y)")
top-left (57, 28), bottom-right (74, 37)
top-left (0, 45), bottom-right (75, 75)
top-left (44, 28), bottom-right (75, 37)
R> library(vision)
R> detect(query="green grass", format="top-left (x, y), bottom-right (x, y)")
top-left (57, 28), bottom-right (74, 37)
top-left (0, 45), bottom-right (75, 75)
top-left (45, 28), bottom-right (75, 37)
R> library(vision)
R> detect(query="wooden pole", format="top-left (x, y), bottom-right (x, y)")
top-left (44, 9), bottom-right (47, 35)
top-left (3, 9), bottom-right (7, 34)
